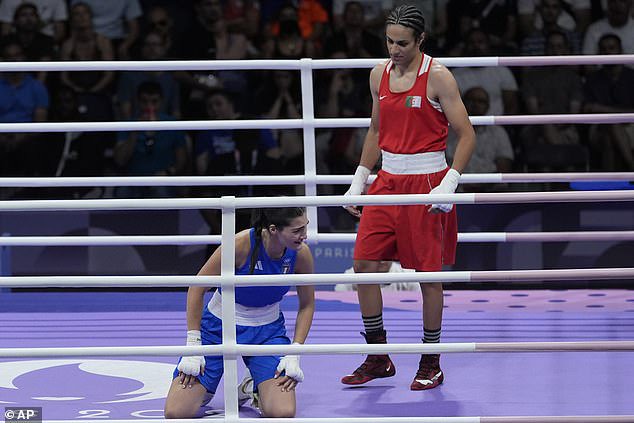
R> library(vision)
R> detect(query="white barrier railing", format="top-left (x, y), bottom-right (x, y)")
top-left (0, 113), bottom-right (632, 133)
top-left (1, 267), bottom-right (632, 288)
top-left (3, 341), bottom-right (634, 359)
top-left (0, 172), bottom-right (631, 187)
top-left (1, 56), bottom-right (633, 423)
top-left (0, 190), bottom-right (633, 211)
top-left (0, 55), bottom-right (632, 72)
top-left (0, 230), bottom-right (632, 246)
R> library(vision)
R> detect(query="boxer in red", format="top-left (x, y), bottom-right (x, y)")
top-left (341, 4), bottom-right (475, 391)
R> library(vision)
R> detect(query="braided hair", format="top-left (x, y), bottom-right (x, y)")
top-left (248, 207), bottom-right (306, 274)
top-left (385, 5), bottom-right (426, 51)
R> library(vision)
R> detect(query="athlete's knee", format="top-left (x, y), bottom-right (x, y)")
top-left (261, 402), bottom-right (296, 418)
top-left (164, 403), bottom-right (197, 419)
top-left (353, 260), bottom-right (386, 273)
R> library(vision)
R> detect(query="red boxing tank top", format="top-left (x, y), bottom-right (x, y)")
top-left (378, 54), bottom-right (449, 154)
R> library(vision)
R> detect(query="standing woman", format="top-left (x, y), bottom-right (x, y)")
top-left (164, 207), bottom-right (315, 418)
top-left (342, 5), bottom-right (475, 390)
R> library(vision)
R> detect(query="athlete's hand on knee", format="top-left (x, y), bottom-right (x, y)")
top-left (274, 353), bottom-right (303, 392)
top-left (428, 168), bottom-right (460, 214)
top-left (177, 330), bottom-right (206, 388)
top-left (344, 166), bottom-right (371, 218)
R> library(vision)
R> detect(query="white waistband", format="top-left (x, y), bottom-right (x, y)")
top-left (207, 290), bottom-right (280, 327)
top-left (381, 150), bottom-right (447, 174)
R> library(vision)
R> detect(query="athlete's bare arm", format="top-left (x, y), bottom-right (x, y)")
top-left (428, 63), bottom-right (475, 173)
top-left (358, 62), bottom-right (387, 170)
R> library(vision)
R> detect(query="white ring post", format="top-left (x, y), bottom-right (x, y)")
top-left (300, 58), bottom-right (319, 241)
top-left (220, 196), bottom-right (238, 422)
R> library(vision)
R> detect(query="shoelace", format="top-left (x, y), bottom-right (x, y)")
top-left (355, 356), bottom-right (385, 375)
top-left (415, 360), bottom-right (438, 379)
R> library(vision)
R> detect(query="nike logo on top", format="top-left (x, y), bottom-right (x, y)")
top-left (379, 95), bottom-right (387, 100)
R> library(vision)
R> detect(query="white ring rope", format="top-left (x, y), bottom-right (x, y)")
top-left (0, 55), bottom-right (632, 72)
top-left (1, 268), bottom-right (632, 288)
top-left (0, 113), bottom-right (632, 133)
top-left (0, 231), bottom-right (632, 246)
top-left (0, 191), bottom-right (632, 211)
top-left (2, 56), bottom-right (632, 423)
top-left (0, 172), bottom-right (632, 187)
top-left (2, 340), bottom-right (634, 359)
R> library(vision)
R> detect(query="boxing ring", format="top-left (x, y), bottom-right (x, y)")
top-left (1, 55), bottom-right (634, 422)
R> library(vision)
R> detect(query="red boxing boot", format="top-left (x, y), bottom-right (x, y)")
top-left (341, 331), bottom-right (396, 385)
top-left (410, 354), bottom-right (444, 390)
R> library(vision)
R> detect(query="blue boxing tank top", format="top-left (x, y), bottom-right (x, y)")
top-left (223, 228), bottom-right (297, 307)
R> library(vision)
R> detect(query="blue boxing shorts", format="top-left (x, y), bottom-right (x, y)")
top-left (173, 305), bottom-right (290, 394)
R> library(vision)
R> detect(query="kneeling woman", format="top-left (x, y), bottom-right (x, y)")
top-left (164, 207), bottom-right (315, 418)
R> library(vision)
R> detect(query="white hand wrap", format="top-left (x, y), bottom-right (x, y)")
top-left (177, 330), bottom-right (206, 376)
top-left (429, 168), bottom-right (461, 213)
top-left (276, 344), bottom-right (304, 382)
top-left (344, 166), bottom-right (371, 198)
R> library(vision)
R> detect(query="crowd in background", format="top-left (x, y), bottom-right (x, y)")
top-left (0, 0), bottom-right (632, 229)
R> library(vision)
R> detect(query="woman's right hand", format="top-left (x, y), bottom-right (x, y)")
top-left (177, 330), bottom-right (206, 387)
top-left (177, 355), bottom-right (206, 387)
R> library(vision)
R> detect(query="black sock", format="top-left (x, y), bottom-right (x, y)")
top-left (363, 313), bottom-right (384, 334)
top-left (423, 327), bottom-right (441, 343)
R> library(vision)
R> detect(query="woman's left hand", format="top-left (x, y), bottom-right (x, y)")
top-left (274, 354), bottom-right (303, 391)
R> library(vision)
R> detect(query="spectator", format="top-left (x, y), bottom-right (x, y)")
top-left (0, 41), bottom-right (49, 189)
top-left (582, 0), bottom-right (634, 55)
top-left (143, 5), bottom-right (178, 57)
top-left (584, 34), bottom-right (634, 170)
top-left (265, 1), bottom-right (328, 43)
top-left (520, 0), bottom-right (582, 55)
top-left (222, 0), bottom-right (261, 39)
top-left (70, 0), bottom-right (142, 59)
top-left (446, 0), bottom-right (518, 54)
top-left (331, 0), bottom-right (390, 34)
top-left (316, 51), bottom-right (371, 229)
top-left (261, 3), bottom-right (316, 58)
top-left (2, 3), bottom-right (55, 84)
top-left (48, 86), bottom-right (116, 199)
top-left (194, 89), bottom-right (282, 236)
top-left (60, 2), bottom-right (115, 123)
top-left (0, 0), bottom-right (67, 45)
top-left (453, 28), bottom-right (520, 116)
top-left (518, 0), bottom-right (592, 36)
top-left (521, 31), bottom-right (587, 172)
top-left (447, 87), bottom-right (513, 192)
top-left (113, 82), bottom-right (188, 198)
top-left (324, 1), bottom-right (386, 58)
top-left (116, 30), bottom-right (181, 120)
top-left (175, 0), bottom-right (250, 118)
top-left (253, 70), bottom-right (303, 189)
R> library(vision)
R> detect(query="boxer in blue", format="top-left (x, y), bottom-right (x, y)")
top-left (164, 207), bottom-right (315, 418)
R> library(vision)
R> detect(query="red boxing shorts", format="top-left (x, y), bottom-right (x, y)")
top-left (353, 168), bottom-right (457, 271)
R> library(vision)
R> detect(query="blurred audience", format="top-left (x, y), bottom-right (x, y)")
top-left (582, 0), bottom-right (633, 55)
top-left (453, 28), bottom-right (520, 116)
top-left (116, 30), bottom-right (181, 120)
top-left (583, 34), bottom-right (634, 171)
top-left (69, 0), bottom-right (142, 59)
top-left (0, 41), bottom-right (49, 187)
top-left (1, 0), bottom-right (631, 200)
top-left (0, 0), bottom-right (68, 45)
top-left (521, 30), bottom-right (588, 172)
top-left (447, 87), bottom-right (514, 192)
top-left (113, 82), bottom-right (187, 197)
top-left (2, 3), bottom-right (55, 83)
